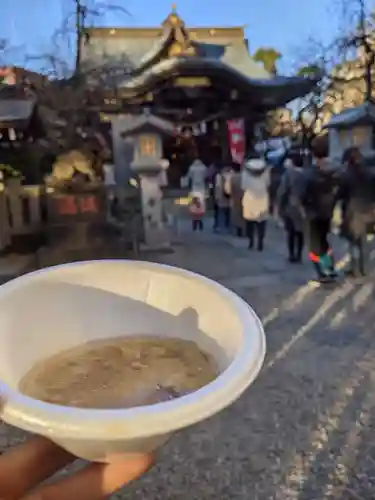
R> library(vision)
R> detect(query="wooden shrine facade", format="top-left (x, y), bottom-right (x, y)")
top-left (79, 7), bottom-right (318, 181)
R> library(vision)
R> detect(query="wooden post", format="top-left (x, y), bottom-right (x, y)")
top-left (25, 185), bottom-right (43, 231)
top-left (5, 178), bottom-right (23, 235)
top-left (220, 117), bottom-right (231, 164)
top-left (0, 181), bottom-right (11, 252)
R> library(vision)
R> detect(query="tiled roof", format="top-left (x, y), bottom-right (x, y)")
top-left (79, 16), bottom-right (317, 108)
top-left (119, 114), bottom-right (175, 136)
top-left (325, 102), bottom-right (375, 129)
top-left (81, 31), bottom-right (269, 80)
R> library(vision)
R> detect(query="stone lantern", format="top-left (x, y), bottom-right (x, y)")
top-left (120, 114), bottom-right (175, 250)
top-left (325, 102), bottom-right (375, 161)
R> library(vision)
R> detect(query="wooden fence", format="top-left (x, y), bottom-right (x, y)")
top-left (0, 183), bottom-right (44, 252)
top-left (0, 182), bottom-right (144, 257)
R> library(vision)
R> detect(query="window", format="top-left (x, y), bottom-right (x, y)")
top-left (139, 135), bottom-right (156, 156)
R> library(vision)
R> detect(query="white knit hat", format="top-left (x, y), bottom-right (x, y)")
top-left (244, 158), bottom-right (266, 171)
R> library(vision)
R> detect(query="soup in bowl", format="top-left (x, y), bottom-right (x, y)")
top-left (0, 260), bottom-right (266, 462)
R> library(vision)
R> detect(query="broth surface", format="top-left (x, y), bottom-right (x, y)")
top-left (19, 336), bottom-right (218, 409)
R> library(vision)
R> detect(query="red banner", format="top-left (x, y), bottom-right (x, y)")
top-left (227, 119), bottom-right (245, 164)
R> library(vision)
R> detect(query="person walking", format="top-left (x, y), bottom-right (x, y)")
top-left (241, 155), bottom-right (270, 251)
top-left (268, 152), bottom-right (287, 216)
top-left (186, 154), bottom-right (208, 201)
top-left (300, 143), bottom-right (340, 283)
top-left (338, 147), bottom-right (375, 277)
top-left (214, 165), bottom-right (233, 232)
top-left (276, 154), bottom-right (305, 263)
top-left (207, 161), bottom-right (220, 231)
top-left (230, 162), bottom-right (245, 236)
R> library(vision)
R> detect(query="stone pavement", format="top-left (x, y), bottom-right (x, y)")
top-left (124, 220), bottom-right (375, 500)
top-left (0, 253), bottom-right (36, 285)
top-left (1, 220), bottom-right (375, 499)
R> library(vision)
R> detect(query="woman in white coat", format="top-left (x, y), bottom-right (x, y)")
top-left (185, 156), bottom-right (208, 227)
top-left (186, 156), bottom-right (208, 200)
top-left (241, 156), bottom-right (271, 251)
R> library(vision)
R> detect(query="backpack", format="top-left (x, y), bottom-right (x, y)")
top-left (223, 173), bottom-right (232, 198)
top-left (189, 197), bottom-right (205, 216)
top-left (302, 169), bottom-right (338, 219)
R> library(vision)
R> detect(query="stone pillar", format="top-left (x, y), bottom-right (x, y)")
top-left (111, 115), bottom-right (135, 185)
top-left (0, 173), bottom-right (11, 252)
top-left (131, 133), bottom-right (171, 250)
top-left (219, 117), bottom-right (231, 163)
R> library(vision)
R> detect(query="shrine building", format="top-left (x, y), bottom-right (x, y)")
top-left (80, 7), bottom-right (317, 185)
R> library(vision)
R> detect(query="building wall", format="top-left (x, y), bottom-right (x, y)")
top-left (329, 126), bottom-right (373, 160)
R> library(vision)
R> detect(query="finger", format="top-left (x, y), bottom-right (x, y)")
top-left (23, 453), bottom-right (154, 500)
top-left (0, 436), bottom-right (74, 498)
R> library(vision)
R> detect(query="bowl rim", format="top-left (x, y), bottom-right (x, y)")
top-left (0, 260), bottom-right (266, 441)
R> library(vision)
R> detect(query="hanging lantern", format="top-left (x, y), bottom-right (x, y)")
top-left (183, 128), bottom-right (192, 139)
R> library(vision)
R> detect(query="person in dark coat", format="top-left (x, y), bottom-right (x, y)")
top-left (276, 154), bottom-right (306, 263)
top-left (267, 152), bottom-right (287, 216)
top-left (207, 162), bottom-right (220, 230)
top-left (337, 147), bottom-right (375, 277)
top-left (300, 143), bottom-right (341, 282)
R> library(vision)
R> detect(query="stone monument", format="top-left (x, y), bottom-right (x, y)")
top-left (121, 114), bottom-right (174, 250)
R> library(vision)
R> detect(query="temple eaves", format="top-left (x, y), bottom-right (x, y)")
top-left (80, 9), bottom-right (320, 109)
top-left (116, 57), bottom-right (319, 109)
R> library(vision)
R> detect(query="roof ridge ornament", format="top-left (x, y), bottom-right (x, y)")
top-left (163, 4), bottom-right (184, 28)
top-left (162, 6), bottom-right (199, 57)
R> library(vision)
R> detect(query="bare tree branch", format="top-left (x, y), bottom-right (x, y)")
top-left (5, 0), bottom-right (129, 159)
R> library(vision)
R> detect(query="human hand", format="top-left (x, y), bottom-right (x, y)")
top-left (0, 435), bottom-right (154, 499)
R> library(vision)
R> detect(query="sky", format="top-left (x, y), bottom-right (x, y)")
top-left (1, 0), bottom-right (364, 75)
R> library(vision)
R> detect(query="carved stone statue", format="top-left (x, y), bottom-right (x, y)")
top-left (45, 149), bottom-right (100, 191)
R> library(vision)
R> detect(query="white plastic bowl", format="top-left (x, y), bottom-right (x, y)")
top-left (0, 260), bottom-right (266, 462)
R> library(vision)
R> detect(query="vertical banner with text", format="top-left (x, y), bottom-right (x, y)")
top-left (227, 119), bottom-right (245, 164)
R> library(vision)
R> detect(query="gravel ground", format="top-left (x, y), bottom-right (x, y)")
top-left (1, 222), bottom-right (375, 499)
